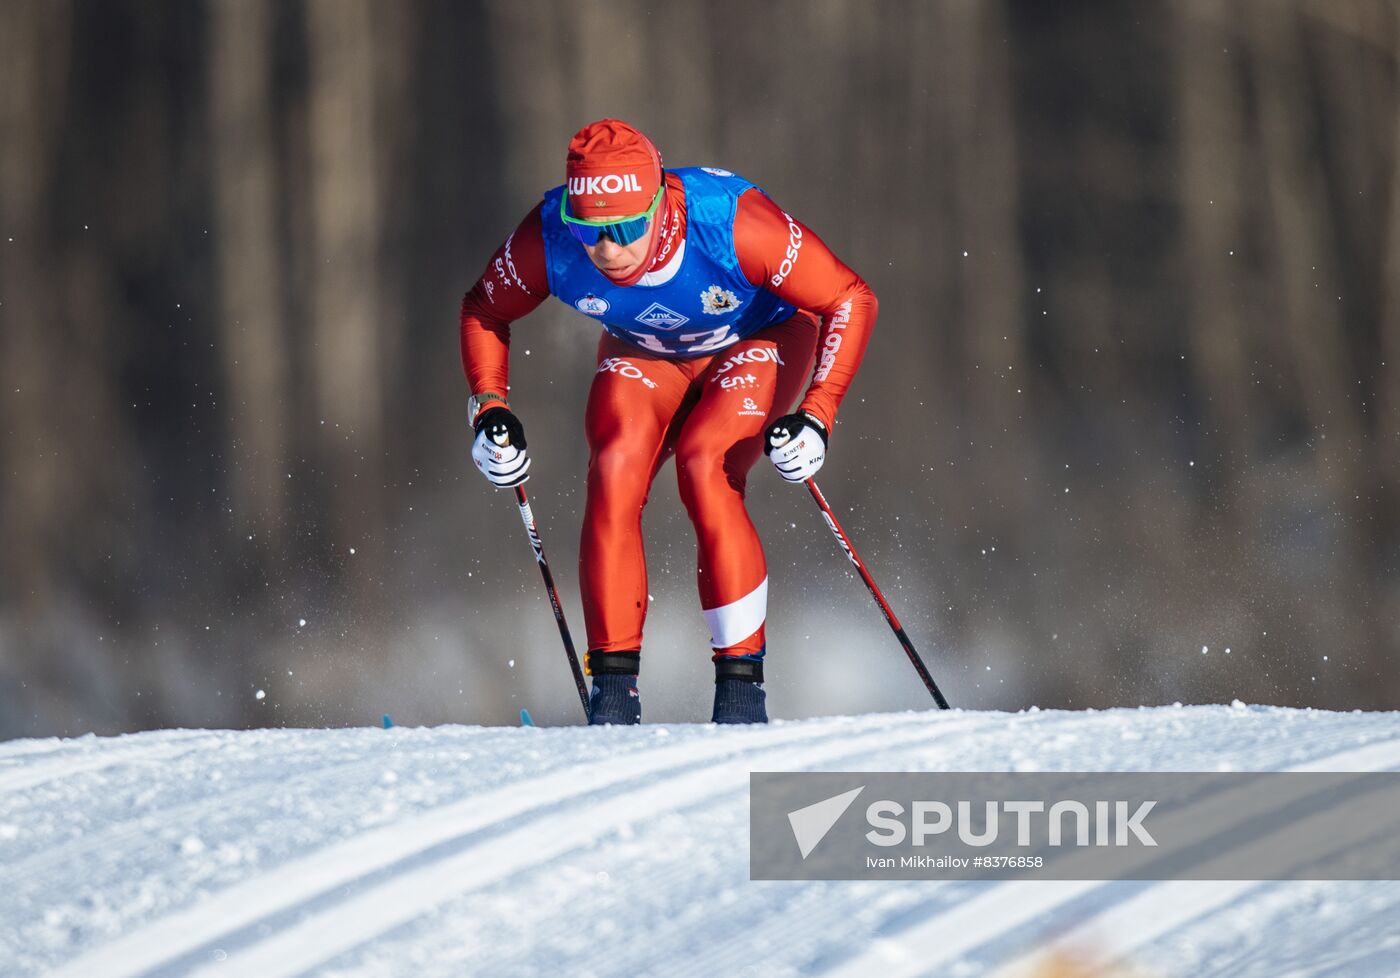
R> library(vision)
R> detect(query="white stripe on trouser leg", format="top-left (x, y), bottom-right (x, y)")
top-left (702, 577), bottom-right (768, 650)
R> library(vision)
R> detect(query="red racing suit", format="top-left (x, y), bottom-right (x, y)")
top-left (460, 173), bottom-right (876, 662)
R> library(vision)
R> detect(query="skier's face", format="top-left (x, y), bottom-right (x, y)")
top-left (581, 218), bottom-right (658, 281)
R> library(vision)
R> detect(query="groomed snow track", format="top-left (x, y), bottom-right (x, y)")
top-left (3, 705), bottom-right (1399, 977)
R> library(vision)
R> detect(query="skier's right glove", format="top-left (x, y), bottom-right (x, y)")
top-left (471, 406), bottom-right (531, 488)
top-left (764, 411), bottom-right (828, 483)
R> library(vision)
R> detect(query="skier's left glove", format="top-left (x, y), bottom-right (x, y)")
top-left (472, 405), bottom-right (531, 488)
top-left (764, 411), bottom-right (827, 483)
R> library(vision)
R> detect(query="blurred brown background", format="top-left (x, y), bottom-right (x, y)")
top-left (2, 0), bottom-right (1397, 737)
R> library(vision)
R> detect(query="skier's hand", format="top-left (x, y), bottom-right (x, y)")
top-left (472, 406), bottom-right (531, 488)
top-left (764, 411), bottom-right (827, 483)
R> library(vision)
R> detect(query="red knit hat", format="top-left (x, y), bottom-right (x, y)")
top-left (566, 119), bottom-right (663, 218)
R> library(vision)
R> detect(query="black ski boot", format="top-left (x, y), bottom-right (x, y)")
top-left (587, 651), bottom-right (641, 725)
top-left (712, 656), bottom-right (768, 724)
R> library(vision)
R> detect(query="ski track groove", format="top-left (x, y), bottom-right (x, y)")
top-left (305, 709), bottom-right (1080, 978)
top-left (0, 729), bottom-right (216, 766)
top-left (16, 709), bottom-right (1400, 978)
top-left (1, 725), bottom-right (573, 887)
top-left (208, 709), bottom-right (1383, 978)
top-left (981, 806), bottom-right (1400, 978)
top-left (524, 718), bottom-right (1400, 978)
top-left (40, 710), bottom-right (996, 978)
top-left (1177, 880), bottom-right (1399, 978)
top-left (811, 736), bottom-right (1400, 978)
top-left (591, 720), bottom-right (1400, 978)
top-left (2, 755), bottom-right (376, 888)
top-left (1309, 922), bottom-right (1400, 978)
top-left (319, 712), bottom-right (1400, 978)
top-left (0, 731), bottom-right (234, 794)
top-left (181, 713), bottom-right (1020, 978)
top-left (379, 710), bottom-right (1183, 978)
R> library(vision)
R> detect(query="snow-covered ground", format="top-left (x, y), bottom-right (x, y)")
top-left (3, 704), bottom-right (1399, 977)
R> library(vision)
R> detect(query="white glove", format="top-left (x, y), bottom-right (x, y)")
top-left (764, 411), bottom-right (827, 483)
top-left (471, 406), bottom-right (531, 488)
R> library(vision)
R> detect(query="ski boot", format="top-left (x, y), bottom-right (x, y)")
top-left (712, 656), bottom-right (768, 724)
top-left (587, 651), bottom-right (641, 725)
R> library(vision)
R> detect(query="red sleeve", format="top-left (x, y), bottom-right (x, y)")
top-left (733, 188), bottom-right (878, 432)
top-left (459, 204), bottom-right (551, 421)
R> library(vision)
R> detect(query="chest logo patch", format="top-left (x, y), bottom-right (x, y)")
top-left (575, 294), bottom-right (610, 316)
top-left (635, 302), bottom-right (691, 330)
top-left (700, 285), bottom-right (742, 316)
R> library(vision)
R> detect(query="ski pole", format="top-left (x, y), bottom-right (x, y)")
top-left (803, 477), bottom-right (951, 710)
top-left (509, 483), bottom-right (590, 721)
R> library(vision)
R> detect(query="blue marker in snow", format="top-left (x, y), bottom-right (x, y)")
top-left (520, 708), bottom-right (536, 727)
top-left (382, 713), bottom-right (393, 729)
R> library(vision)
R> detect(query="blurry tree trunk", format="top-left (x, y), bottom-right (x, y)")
top-left (209, 0), bottom-right (290, 528)
top-left (483, 4), bottom-right (565, 204)
top-left (1175, 2), bottom-right (1254, 479)
top-left (368, 1), bottom-right (412, 422)
top-left (1305, 0), bottom-right (1399, 696)
top-left (1301, 1), bottom-right (1394, 263)
top-left (1380, 7), bottom-right (1400, 489)
top-left (1250, 3), bottom-right (1364, 495)
top-left (1376, 5), bottom-right (1400, 691)
top-left (0, 1), bottom-right (73, 607)
top-left (566, 0), bottom-right (647, 116)
top-left (888, 0), bottom-right (965, 504)
top-left (305, 0), bottom-right (388, 545)
top-left (945, 0), bottom-right (1025, 459)
top-left (647, 4), bottom-right (718, 160)
top-left (1251, 1), bottom-right (1383, 698)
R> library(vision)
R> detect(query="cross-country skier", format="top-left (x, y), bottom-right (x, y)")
top-left (461, 119), bottom-right (876, 725)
